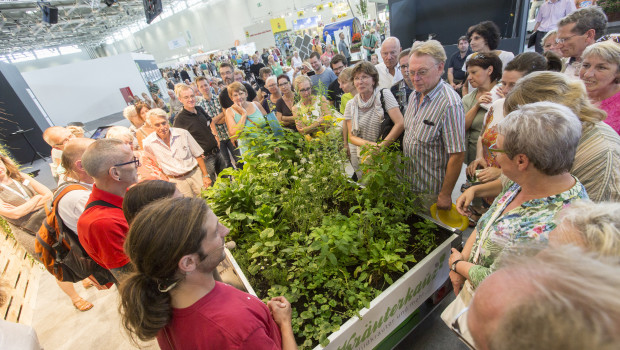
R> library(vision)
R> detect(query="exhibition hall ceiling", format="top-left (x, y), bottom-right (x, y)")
top-left (0, 0), bottom-right (186, 55)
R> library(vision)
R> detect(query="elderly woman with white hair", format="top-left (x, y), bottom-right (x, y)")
top-left (449, 102), bottom-right (588, 294)
top-left (579, 40), bottom-right (620, 134)
top-left (105, 123), bottom-right (168, 182)
top-left (550, 200), bottom-right (620, 257)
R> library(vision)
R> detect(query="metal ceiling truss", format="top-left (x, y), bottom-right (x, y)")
top-left (0, 0), bottom-right (177, 55)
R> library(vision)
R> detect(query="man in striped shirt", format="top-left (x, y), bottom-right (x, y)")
top-left (403, 40), bottom-right (466, 210)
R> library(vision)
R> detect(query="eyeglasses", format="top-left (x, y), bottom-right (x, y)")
top-left (409, 63), bottom-right (438, 78)
top-left (266, 84), bottom-right (277, 89)
top-left (488, 142), bottom-right (506, 153)
top-left (114, 156), bottom-right (141, 168)
top-left (451, 307), bottom-right (476, 349)
top-left (353, 75), bottom-right (372, 82)
top-left (298, 87), bottom-right (312, 93)
top-left (278, 81), bottom-right (290, 87)
top-left (555, 33), bottom-right (581, 44)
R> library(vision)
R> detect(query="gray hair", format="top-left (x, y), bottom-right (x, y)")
top-left (558, 6), bottom-right (608, 40)
top-left (146, 108), bottom-right (168, 126)
top-left (486, 246), bottom-right (620, 350)
top-left (105, 126), bottom-right (133, 144)
top-left (265, 75), bottom-right (277, 86)
top-left (498, 101), bottom-right (582, 176)
top-left (581, 40), bottom-right (620, 72)
top-left (410, 40), bottom-right (447, 64)
top-left (540, 29), bottom-right (557, 47)
top-left (81, 138), bottom-right (128, 178)
top-left (554, 201), bottom-right (620, 258)
top-left (123, 105), bottom-right (138, 121)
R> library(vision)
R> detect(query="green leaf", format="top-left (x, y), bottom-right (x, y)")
top-left (300, 310), bottom-right (314, 319)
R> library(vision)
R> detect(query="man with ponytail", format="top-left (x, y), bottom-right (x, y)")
top-left (119, 197), bottom-right (298, 349)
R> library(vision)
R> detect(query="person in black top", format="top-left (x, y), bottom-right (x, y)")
top-left (173, 84), bottom-right (227, 184)
top-left (261, 49), bottom-right (270, 66)
top-left (180, 68), bottom-right (191, 83)
top-left (249, 54), bottom-right (265, 82)
top-left (218, 62), bottom-right (258, 112)
top-left (327, 54), bottom-right (347, 111)
top-left (447, 36), bottom-right (472, 96)
top-left (261, 76), bottom-right (281, 113)
top-left (258, 67), bottom-right (273, 101)
top-left (274, 74), bottom-right (298, 131)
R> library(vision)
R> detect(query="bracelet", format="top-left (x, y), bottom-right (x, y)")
top-left (451, 259), bottom-right (463, 272)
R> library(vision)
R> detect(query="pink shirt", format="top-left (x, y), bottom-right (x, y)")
top-left (600, 91), bottom-right (620, 135)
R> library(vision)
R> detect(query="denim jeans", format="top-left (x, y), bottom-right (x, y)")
top-left (219, 139), bottom-right (241, 169)
top-left (204, 151), bottom-right (227, 184)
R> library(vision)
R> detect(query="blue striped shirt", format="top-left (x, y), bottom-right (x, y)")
top-left (403, 80), bottom-right (466, 194)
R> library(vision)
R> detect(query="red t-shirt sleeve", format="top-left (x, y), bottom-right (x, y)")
top-left (240, 326), bottom-right (282, 350)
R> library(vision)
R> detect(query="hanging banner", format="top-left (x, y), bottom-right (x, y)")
top-left (270, 18), bottom-right (287, 33)
top-left (293, 16), bottom-right (320, 31)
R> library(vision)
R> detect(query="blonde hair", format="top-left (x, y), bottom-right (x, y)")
top-left (293, 75), bottom-right (312, 91)
top-left (66, 125), bottom-right (85, 138)
top-left (233, 69), bottom-right (245, 79)
top-left (105, 126), bottom-right (133, 144)
top-left (338, 67), bottom-right (354, 83)
top-left (410, 39), bottom-right (447, 64)
top-left (554, 201), bottom-right (620, 258)
top-left (582, 40), bottom-right (620, 73)
top-left (504, 71), bottom-right (607, 128)
top-left (227, 81), bottom-right (247, 98)
top-left (174, 83), bottom-right (193, 99)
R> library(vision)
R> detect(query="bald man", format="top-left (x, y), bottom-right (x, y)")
top-left (376, 37), bottom-right (403, 89)
top-left (77, 139), bottom-right (139, 282)
top-left (42, 126), bottom-right (75, 182)
top-left (465, 247), bottom-right (620, 350)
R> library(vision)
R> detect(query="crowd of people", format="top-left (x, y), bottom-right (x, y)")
top-left (0, 4), bottom-right (619, 350)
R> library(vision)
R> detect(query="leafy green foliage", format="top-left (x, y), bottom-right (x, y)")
top-left (205, 127), bottom-right (436, 348)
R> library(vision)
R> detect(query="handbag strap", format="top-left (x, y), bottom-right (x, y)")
top-left (472, 187), bottom-right (519, 264)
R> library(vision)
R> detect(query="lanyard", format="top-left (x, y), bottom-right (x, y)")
top-left (1, 179), bottom-right (31, 201)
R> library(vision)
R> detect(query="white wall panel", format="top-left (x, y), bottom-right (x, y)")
top-left (21, 53), bottom-right (152, 127)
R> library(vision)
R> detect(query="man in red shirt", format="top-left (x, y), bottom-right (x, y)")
top-left (77, 139), bottom-right (138, 282)
top-left (119, 197), bottom-right (298, 349)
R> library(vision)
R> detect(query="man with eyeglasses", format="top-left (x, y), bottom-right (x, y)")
top-left (42, 126), bottom-right (76, 183)
top-left (531, 0), bottom-right (576, 53)
top-left (77, 138), bottom-right (139, 282)
top-left (376, 37), bottom-right (403, 90)
top-left (327, 54), bottom-right (347, 110)
top-left (404, 40), bottom-right (466, 212)
top-left (556, 7), bottom-right (608, 79)
top-left (391, 48), bottom-right (415, 114)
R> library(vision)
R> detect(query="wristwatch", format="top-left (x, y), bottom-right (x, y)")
top-left (451, 259), bottom-right (463, 272)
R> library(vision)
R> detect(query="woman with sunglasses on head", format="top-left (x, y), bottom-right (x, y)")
top-left (291, 75), bottom-right (331, 136)
top-left (462, 53), bottom-right (502, 166)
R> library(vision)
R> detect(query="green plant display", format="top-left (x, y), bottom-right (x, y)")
top-left (206, 123), bottom-right (439, 348)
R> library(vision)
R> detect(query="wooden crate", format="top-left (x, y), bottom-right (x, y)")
top-left (0, 227), bottom-right (42, 325)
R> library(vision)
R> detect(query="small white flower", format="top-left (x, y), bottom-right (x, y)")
top-left (290, 176), bottom-right (299, 180)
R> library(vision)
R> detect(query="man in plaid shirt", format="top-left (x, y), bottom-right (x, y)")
top-left (195, 76), bottom-right (240, 168)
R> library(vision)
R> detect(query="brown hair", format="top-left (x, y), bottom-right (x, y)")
top-left (119, 197), bottom-right (209, 343)
top-left (351, 61), bottom-right (380, 89)
top-left (135, 102), bottom-right (150, 122)
top-left (122, 180), bottom-right (177, 224)
top-left (227, 81), bottom-right (248, 98)
top-left (0, 154), bottom-right (23, 181)
top-left (466, 52), bottom-right (503, 82)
